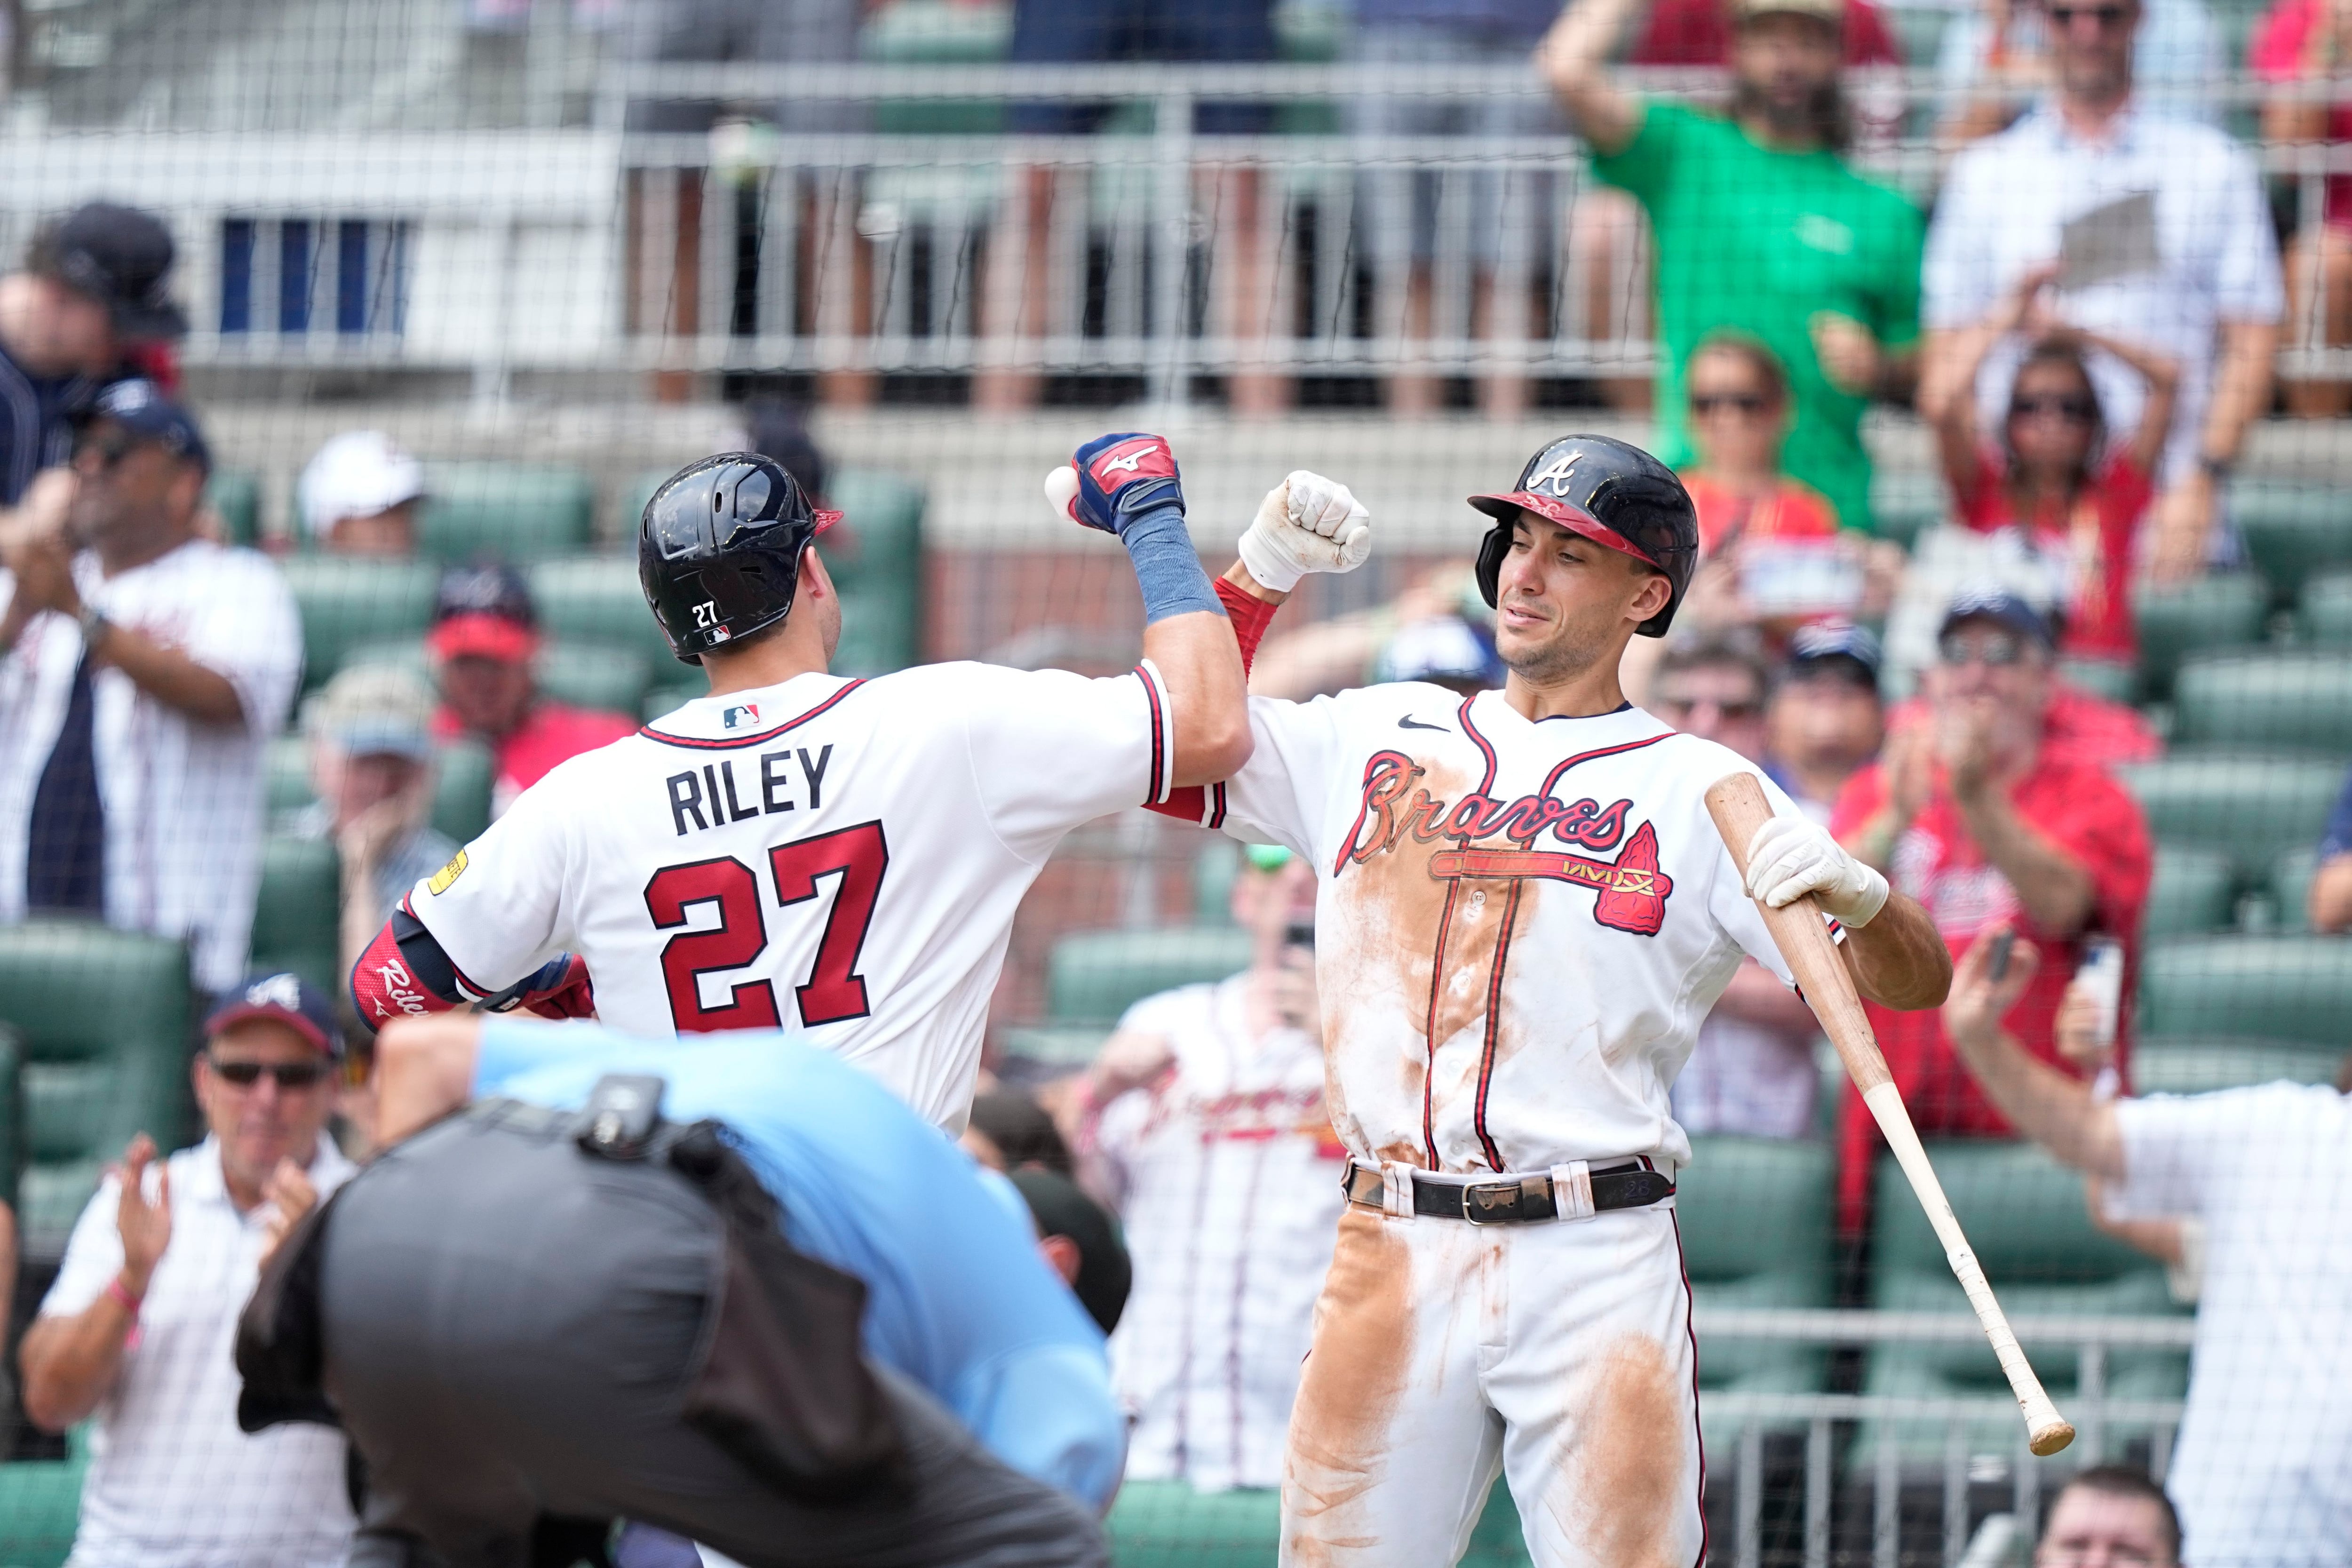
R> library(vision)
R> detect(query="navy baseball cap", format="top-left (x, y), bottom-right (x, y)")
top-left (204, 971), bottom-right (345, 1058)
top-left (86, 378), bottom-right (210, 471)
top-left (429, 563), bottom-right (540, 663)
top-left (1784, 619), bottom-right (1883, 686)
top-left (1939, 588), bottom-right (2055, 649)
top-left (28, 202), bottom-right (187, 340)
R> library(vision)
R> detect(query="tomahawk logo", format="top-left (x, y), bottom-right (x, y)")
top-left (1525, 449), bottom-right (1581, 496)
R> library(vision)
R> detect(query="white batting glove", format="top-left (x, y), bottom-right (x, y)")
top-left (1744, 814), bottom-right (1890, 929)
top-left (1236, 471), bottom-right (1373, 593)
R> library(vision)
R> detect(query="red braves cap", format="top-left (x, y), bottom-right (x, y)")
top-left (428, 612), bottom-right (540, 664)
top-left (1464, 488), bottom-right (1665, 571)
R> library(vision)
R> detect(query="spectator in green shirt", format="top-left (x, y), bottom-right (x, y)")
top-left (1539, 0), bottom-right (1924, 534)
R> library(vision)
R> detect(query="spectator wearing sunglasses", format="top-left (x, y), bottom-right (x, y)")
top-left (20, 972), bottom-right (356, 1568)
top-left (0, 381), bottom-right (301, 998)
top-left (1826, 589), bottom-right (2151, 1229)
top-left (1929, 263), bottom-right (2181, 667)
top-left (1922, 0), bottom-right (2280, 586)
top-left (1934, 0), bottom-right (2221, 144)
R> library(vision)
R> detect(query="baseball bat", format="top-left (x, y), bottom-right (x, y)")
top-left (1703, 771), bottom-right (2075, 1458)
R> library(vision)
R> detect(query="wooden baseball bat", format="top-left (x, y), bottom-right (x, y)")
top-left (1703, 771), bottom-right (2075, 1459)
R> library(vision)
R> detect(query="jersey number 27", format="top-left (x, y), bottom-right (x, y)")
top-left (643, 820), bottom-right (890, 1033)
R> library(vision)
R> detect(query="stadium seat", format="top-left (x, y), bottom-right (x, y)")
top-left (1858, 1140), bottom-right (2185, 1472)
top-left (2296, 570), bottom-right (2352, 646)
top-left (1870, 471), bottom-right (1945, 552)
top-left (0, 924), bottom-right (193, 1262)
top-left (1047, 927), bottom-right (1255, 1026)
top-left (418, 462), bottom-right (594, 563)
top-left (205, 468), bottom-right (262, 549)
top-left (1106, 1477), bottom-right (1533, 1568)
top-left (2142, 845), bottom-right (2237, 939)
top-left (0, 1425), bottom-right (87, 1568)
top-left (2055, 656), bottom-right (2134, 705)
top-left (1679, 1137), bottom-right (1835, 1455)
top-left (266, 735), bottom-right (494, 847)
top-left (2271, 845), bottom-right (2319, 934)
top-left (2130, 574), bottom-right (2266, 701)
top-left (2138, 935), bottom-right (2352, 1046)
top-left (338, 635), bottom-right (651, 719)
top-left (249, 835), bottom-right (342, 996)
top-left (2130, 1036), bottom-right (2343, 1095)
top-left (2233, 478), bottom-right (2352, 598)
top-left (2169, 653), bottom-right (2352, 756)
top-left (2115, 754), bottom-right (2343, 883)
top-left (528, 555), bottom-right (679, 669)
top-left (278, 557), bottom-right (439, 695)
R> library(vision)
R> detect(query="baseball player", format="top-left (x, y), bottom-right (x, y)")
top-left (1177, 435), bottom-right (1953, 1566)
top-left (350, 437), bottom-right (1372, 1131)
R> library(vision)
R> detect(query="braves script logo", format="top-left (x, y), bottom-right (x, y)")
top-left (1088, 438), bottom-right (1175, 487)
top-left (1337, 750), bottom-right (1672, 935)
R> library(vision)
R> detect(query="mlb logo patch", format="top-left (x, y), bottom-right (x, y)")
top-left (722, 703), bottom-right (762, 730)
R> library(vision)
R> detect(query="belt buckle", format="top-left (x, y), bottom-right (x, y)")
top-left (1462, 1179), bottom-right (1524, 1225)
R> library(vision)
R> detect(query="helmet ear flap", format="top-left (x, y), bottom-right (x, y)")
top-left (1475, 524), bottom-right (1509, 610)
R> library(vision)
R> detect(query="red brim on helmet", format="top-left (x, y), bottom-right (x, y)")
top-left (1465, 491), bottom-right (1665, 570)
top-left (812, 509), bottom-right (843, 536)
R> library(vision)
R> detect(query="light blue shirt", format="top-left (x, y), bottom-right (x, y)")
top-left (474, 1018), bottom-right (1125, 1507)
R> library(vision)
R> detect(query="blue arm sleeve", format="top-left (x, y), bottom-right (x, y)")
top-left (2321, 770), bottom-right (2352, 862)
top-left (959, 1343), bottom-right (1128, 1511)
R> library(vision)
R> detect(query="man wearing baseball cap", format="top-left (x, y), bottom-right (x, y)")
top-left (1766, 618), bottom-right (1885, 821)
top-left (1539, 0), bottom-right (1924, 534)
top-left (1827, 588), bottom-right (2152, 1229)
top-left (20, 971), bottom-right (357, 1567)
top-left (426, 564), bottom-right (634, 818)
top-left (297, 431), bottom-right (426, 557)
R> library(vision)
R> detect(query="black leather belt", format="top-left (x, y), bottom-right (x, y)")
top-left (1344, 1161), bottom-right (1675, 1225)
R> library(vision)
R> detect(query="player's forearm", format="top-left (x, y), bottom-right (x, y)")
top-left (1953, 792), bottom-right (2095, 935)
top-left (1945, 1018), bottom-right (2123, 1178)
top-left (1142, 608), bottom-right (1252, 787)
top-left (18, 1305), bottom-right (132, 1432)
top-left (373, 1015), bottom-right (485, 1147)
top-left (1838, 891), bottom-right (1951, 1011)
top-left (94, 623), bottom-right (245, 727)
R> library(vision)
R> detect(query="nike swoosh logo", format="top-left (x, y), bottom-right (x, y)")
top-left (1397, 717), bottom-right (1448, 732)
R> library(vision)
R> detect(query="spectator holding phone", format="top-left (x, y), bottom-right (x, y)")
top-left (1926, 262), bottom-right (2181, 664)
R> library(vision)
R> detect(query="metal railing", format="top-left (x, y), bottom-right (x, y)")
top-left (1694, 1308), bottom-right (2194, 1568)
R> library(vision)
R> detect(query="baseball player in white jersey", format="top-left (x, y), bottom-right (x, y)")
top-left (350, 436), bottom-right (1375, 1131)
top-left (1174, 435), bottom-right (1954, 1566)
top-left (1078, 842), bottom-right (1347, 1493)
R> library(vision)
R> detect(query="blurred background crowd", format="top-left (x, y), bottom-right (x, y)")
top-left (0, 0), bottom-right (2348, 1560)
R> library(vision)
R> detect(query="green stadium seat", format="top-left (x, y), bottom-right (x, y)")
top-left (278, 556), bottom-right (439, 695)
top-left (2170, 653), bottom-right (2352, 756)
top-left (2143, 846), bottom-right (2237, 939)
top-left (2116, 754), bottom-right (2343, 883)
top-left (2138, 935), bottom-right (2352, 1046)
top-left (205, 468), bottom-right (262, 549)
top-left (0, 1425), bottom-right (88, 1568)
top-left (1106, 1478), bottom-right (1533, 1568)
top-left (2055, 656), bottom-right (2135, 705)
top-left (2130, 1036), bottom-right (2343, 1095)
top-left (0, 924), bottom-right (193, 1261)
top-left (2130, 573), bottom-right (2266, 701)
top-left (1859, 1140), bottom-right (2185, 1471)
top-left (266, 736), bottom-right (494, 847)
top-left (992, 1025), bottom-right (1113, 1068)
top-left (0, 1028), bottom-right (24, 1217)
top-left (1869, 472), bottom-right (1945, 551)
top-left (862, 0), bottom-right (1010, 135)
top-left (338, 635), bottom-right (651, 719)
top-left (2296, 571), bottom-right (2352, 646)
top-left (2233, 478), bottom-right (2352, 597)
top-left (1047, 927), bottom-right (1255, 1025)
top-left (2271, 845), bottom-right (2320, 934)
top-left (528, 555), bottom-right (679, 669)
top-left (248, 835), bottom-right (342, 997)
top-left (1680, 1137), bottom-right (1835, 1455)
top-left (418, 462), bottom-right (594, 563)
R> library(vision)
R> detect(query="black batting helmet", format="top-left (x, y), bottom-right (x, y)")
top-left (1467, 434), bottom-right (1700, 639)
top-left (638, 452), bottom-right (841, 665)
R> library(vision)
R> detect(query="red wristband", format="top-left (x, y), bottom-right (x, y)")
top-left (1215, 577), bottom-right (1279, 675)
top-left (105, 1277), bottom-right (142, 1318)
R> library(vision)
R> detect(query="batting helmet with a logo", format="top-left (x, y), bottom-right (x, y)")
top-left (638, 453), bottom-right (842, 664)
top-left (1466, 434), bottom-right (1699, 638)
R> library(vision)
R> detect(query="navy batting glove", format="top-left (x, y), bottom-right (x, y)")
top-left (1071, 433), bottom-right (1184, 536)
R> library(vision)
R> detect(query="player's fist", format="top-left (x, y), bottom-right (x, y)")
top-left (1060, 432), bottom-right (1184, 537)
top-left (1744, 813), bottom-right (1889, 929)
top-left (1238, 470), bottom-right (1373, 592)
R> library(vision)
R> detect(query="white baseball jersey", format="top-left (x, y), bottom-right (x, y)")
top-left (400, 661), bottom-right (1178, 1130)
top-left (1096, 974), bottom-right (1346, 1492)
top-left (1189, 682), bottom-right (1816, 1177)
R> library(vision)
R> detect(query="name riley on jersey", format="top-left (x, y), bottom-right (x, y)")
top-left (665, 745), bottom-right (835, 835)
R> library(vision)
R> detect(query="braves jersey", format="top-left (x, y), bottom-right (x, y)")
top-left (1189, 684), bottom-right (1815, 1176)
top-left (396, 661), bottom-right (1178, 1130)
top-left (1096, 974), bottom-right (1346, 1492)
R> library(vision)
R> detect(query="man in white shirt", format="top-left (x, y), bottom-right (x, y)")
top-left (1920, 0), bottom-right (2281, 582)
top-left (1072, 843), bottom-right (1345, 1494)
top-left (1944, 926), bottom-right (2352, 1568)
top-left (0, 381), bottom-right (302, 995)
top-left (19, 973), bottom-right (358, 1568)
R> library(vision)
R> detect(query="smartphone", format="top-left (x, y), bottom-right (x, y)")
top-left (1284, 919), bottom-right (1317, 955)
top-left (2076, 937), bottom-right (2125, 1050)
top-left (1986, 931), bottom-right (2015, 983)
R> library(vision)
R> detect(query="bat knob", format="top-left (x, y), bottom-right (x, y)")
top-left (2027, 1418), bottom-right (2076, 1457)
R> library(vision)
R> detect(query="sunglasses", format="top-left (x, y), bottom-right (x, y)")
top-left (207, 1056), bottom-right (332, 1090)
top-left (2009, 395), bottom-right (2098, 423)
top-left (73, 431), bottom-right (140, 474)
top-left (1690, 392), bottom-right (1772, 417)
top-left (2045, 3), bottom-right (2131, 24)
top-left (1938, 631), bottom-right (2031, 667)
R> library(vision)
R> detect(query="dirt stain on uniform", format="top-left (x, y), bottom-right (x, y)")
top-left (1548, 1332), bottom-right (1688, 1568)
top-left (1285, 1208), bottom-right (1417, 1565)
